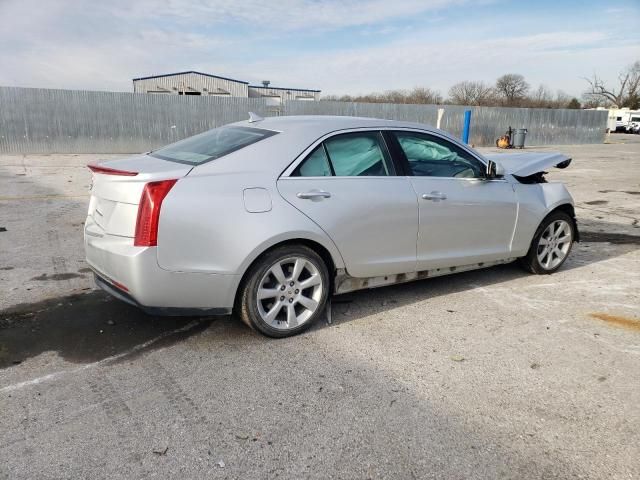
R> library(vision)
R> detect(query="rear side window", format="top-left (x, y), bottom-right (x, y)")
top-left (292, 131), bottom-right (394, 177)
top-left (150, 126), bottom-right (278, 165)
top-left (293, 145), bottom-right (332, 177)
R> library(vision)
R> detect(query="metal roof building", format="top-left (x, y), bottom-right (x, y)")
top-left (132, 71), bottom-right (248, 97)
top-left (132, 71), bottom-right (319, 101)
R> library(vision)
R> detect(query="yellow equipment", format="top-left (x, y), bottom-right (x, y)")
top-left (496, 136), bottom-right (510, 148)
top-left (496, 126), bottom-right (514, 149)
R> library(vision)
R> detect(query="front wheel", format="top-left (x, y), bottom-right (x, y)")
top-left (237, 245), bottom-right (329, 338)
top-left (519, 211), bottom-right (575, 274)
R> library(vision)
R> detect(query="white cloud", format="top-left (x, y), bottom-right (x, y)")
top-left (0, 0), bottom-right (638, 97)
top-left (227, 31), bottom-right (638, 96)
top-left (119, 0), bottom-right (476, 30)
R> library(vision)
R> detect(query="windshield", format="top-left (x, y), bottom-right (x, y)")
top-left (150, 126), bottom-right (278, 165)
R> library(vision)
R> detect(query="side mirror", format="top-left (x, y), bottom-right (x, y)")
top-left (486, 160), bottom-right (505, 179)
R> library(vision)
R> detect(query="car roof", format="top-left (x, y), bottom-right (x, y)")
top-left (231, 115), bottom-right (440, 137)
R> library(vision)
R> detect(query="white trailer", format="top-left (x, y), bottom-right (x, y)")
top-left (610, 108), bottom-right (640, 132)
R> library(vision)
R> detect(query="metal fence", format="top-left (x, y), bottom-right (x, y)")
top-left (0, 87), bottom-right (272, 153)
top-left (285, 101), bottom-right (608, 146)
top-left (0, 86), bottom-right (607, 153)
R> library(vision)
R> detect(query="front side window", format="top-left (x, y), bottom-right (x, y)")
top-left (393, 131), bottom-right (485, 178)
top-left (151, 126), bottom-right (278, 165)
top-left (292, 131), bottom-right (394, 177)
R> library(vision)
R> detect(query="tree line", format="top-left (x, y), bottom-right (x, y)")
top-left (322, 61), bottom-right (640, 110)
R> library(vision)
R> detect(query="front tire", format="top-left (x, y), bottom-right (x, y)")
top-left (519, 210), bottom-right (575, 274)
top-left (237, 245), bottom-right (329, 338)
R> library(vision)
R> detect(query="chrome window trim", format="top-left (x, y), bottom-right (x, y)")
top-left (281, 126), bottom-right (500, 181)
top-left (279, 176), bottom-right (408, 181)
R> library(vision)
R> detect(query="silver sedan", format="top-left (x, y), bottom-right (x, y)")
top-left (84, 115), bottom-right (578, 337)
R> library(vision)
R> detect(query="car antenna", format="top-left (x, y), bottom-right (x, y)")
top-left (248, 112), bottom-right (264, 123)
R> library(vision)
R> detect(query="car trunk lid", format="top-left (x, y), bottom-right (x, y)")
top-left (87, 154), bottom-right (192, 238)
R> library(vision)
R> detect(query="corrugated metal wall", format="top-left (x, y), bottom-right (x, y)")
top-left (0, 87), bottom-right (607, 154)
top-left (133, 72), bottom-right (249, 97)
top-left (284, 101), bottom-right (608, 146)
top-left (0, 87), bottom-right (269, 153)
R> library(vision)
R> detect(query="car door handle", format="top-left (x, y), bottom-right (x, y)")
top-left (422, 191), bottom-right (447, 201)
top-left (297, 190), bottom-right (331, 200)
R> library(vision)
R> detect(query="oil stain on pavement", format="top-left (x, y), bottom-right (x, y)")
top-left (589, 312), bottom-right (640, 332)
top-left (0, 291), bottom-right (216, 369)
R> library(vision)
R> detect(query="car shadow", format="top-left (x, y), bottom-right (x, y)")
top-left (3, 219), bottom-right (637, 370)
top-left (0, 291), bottom-right (217, 369)
top-left (556, 216), bottom-right (640, 272)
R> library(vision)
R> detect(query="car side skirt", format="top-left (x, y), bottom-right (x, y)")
top-left (334, 257), bottom-right (518, 295)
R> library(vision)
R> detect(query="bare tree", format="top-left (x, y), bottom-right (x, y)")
top-left (323, 66), bottom-right (640, 110)
top-left (495, 73), bottom-right (530, 106)
top-left (323, 87), bottom-right (442, 105)
top-left (407, 87), bottom-right (443, 104)
top-left (321, 94), bottom-right (353, 102)
top-left (383, 89), bottom-right (409, 104)
top-left (529, 84), bottom-right (554, 108)
top-left (580, 94), bottom-right (607, 109)
top-left (555, 90), bottom-right (572, 107)
top-left (583, 61), bottom-right (640, 108)
top-left (447, 81), bottom-right (495, 106)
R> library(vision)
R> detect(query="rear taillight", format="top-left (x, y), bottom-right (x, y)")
top-left (134, 179), bottom-right (177, 247)
top-left (88, 163), bottom-right (138, 176)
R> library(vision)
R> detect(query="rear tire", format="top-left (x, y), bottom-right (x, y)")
top-left (237, 245), bottom-right (329, 338)
top-left (519, 210), bottom-right (575, 274)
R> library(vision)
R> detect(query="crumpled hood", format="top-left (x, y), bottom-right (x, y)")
top-left (483, 151), bottom-right (572, 177)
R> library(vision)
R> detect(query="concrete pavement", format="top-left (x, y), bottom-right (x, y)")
top-left (0, 135), bottom-right (638, 479)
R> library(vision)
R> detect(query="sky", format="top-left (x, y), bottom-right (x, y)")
top-left (0, 0), bottom-right (638, 98)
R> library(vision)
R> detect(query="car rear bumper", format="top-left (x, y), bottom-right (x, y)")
top-left (93, 273), bottom-right (231, 316)
top-left (85, 218), bottom-right (239, 315)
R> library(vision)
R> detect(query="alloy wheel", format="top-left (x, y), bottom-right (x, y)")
top-left (256, 256), bottom-right (324, 330)
top-left (537, 219), bottom-right (572, 270)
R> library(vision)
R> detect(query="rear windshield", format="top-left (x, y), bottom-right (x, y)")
top-left (150, 126), bottom-right (278, 165)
